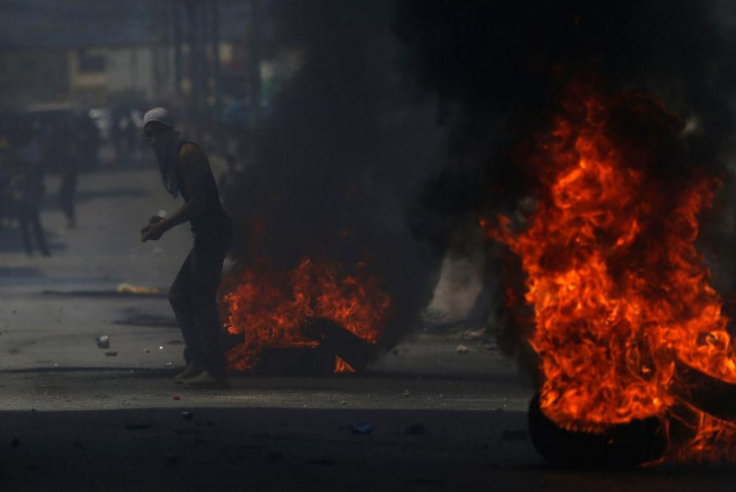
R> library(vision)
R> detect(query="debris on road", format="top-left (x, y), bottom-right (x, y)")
top-left (96, 335), bottom-right (110, 349)
top-left (403, 390), bottom-right (410, 397)
top-left (456, 345), bottom-right (469, 354)
top-left (172, 395), bottom-right (181, 401)
top-left (116, 284), bottom-right (162, 295)
top-left (105, 351), bottom-right (118, 357)
top-left (463, 328), bottom-right (486, 339)
top-left (348, 423), bottom-right (373, 435)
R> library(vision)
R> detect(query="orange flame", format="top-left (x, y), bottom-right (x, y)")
top-left (223, 258), bottom-right (391, 372)
top-left (483, 85), bottom-right (736, 460)
top-left (335, 356), bottom-right (356, 373)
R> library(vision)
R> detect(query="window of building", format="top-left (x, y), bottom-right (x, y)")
top-left (78, 50), bottom-right (105, 73)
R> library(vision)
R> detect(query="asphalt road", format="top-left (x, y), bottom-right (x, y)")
top-left (0, 162), bottom-right (733, 491)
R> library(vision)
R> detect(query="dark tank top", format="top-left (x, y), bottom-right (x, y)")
top-left (177, 143), bottom-right (232, 248)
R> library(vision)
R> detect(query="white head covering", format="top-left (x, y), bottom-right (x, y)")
top-left (143, 107), bottom-right (183, 198)
top-left (143, 107), bottom-right (175, 129)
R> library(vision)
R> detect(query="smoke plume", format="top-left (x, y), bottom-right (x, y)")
top-left (224, 0), bottom-right (736, 360)
top-left (392, 0), bottom-right (736, 354)
top-left (223, 0), bottom-right (446, 352)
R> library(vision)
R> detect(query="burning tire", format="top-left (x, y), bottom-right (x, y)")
top-left (527, 393), bottom-right (666, 467)
top-left (673, 360), bottom-right (736, 422)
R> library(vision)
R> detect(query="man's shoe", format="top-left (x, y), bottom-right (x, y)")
top-left (183, 370), bottom-right (230, 389)
top-left (173, 361), bottom-right (206, 384)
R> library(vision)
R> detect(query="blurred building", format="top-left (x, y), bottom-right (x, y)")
top-left (0, 0), bottom-right (257, 110)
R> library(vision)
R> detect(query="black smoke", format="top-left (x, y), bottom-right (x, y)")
top-left (393, 0), bottom-right (736, 356)
top-left (223, 0), bottom-right (736, 360)
top-left (395, 0), bottom-right (736, 213)
top-left (223, 0), bottom-right (446, 352)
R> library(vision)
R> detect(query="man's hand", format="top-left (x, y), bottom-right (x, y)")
top-left (140, 218), bottom-right (166, 242)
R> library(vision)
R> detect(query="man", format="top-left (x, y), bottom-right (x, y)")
top-left (13, 130), bottom-right (50, 256)
top-left (140, 108), bottom-right (232, 389)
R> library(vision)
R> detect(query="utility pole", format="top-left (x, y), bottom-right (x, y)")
top-left (152, 2), bottom-right (164, 100)
top-left (211, 0), bottom-right (222, 110)
top-left (185, 0), bottom-right (205, 139)
top-left (199, 1), bottom-right (209, 106)
top-left (161, 1), bottom-right (171, 100)
top-left (186, 0), bottom-right (199, 106)
top-left (172, 2), bottom-right (183, 98)
top-left (248, 0), bottom-right (262, 128)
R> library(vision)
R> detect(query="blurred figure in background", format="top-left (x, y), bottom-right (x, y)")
top-left (56, 123), bottom-right (78, 229)
top-left (217, 153), bottom-right (243, 200)
top-left (4, 129), bottom-right (50, 256)
top-left (111, 105), bottom-right (141, 167)
top-left (0, 135), bottom-right (12, 230)
top-left (73, 111), bottom-right (100, 170)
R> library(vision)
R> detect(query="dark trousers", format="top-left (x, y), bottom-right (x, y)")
top-left (59, 173), bottom-right (77, 224)
top-left (18, 202), bottom-right (50, 256)
top-left (169, 238), bottom-right (229, 374)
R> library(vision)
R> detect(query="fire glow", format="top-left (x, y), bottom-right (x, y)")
top-left (223, 258), bottom-right (391, 373)
top-left (483, 84), bottom-right (736, 460)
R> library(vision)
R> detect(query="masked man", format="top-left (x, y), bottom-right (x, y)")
top-left (140, 108), bottom-right (232, 389)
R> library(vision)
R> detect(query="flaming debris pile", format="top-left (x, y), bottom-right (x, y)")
top-left (220, 0), bottom-right (444, 375)
top-left (395, 0), bottom-right (736, 465)
top-left (223, 258), bottom-right (392, 373)
top-left (484, 83), bottom-right (736, 462)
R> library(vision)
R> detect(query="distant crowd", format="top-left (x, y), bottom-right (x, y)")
top-left (0, 99), bottom-right (258, 256)
top-left (0, 108), bottom-right (93, 255)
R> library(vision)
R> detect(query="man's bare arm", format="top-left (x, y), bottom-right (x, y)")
top-left (141, 144), bottom-right (209, 241)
